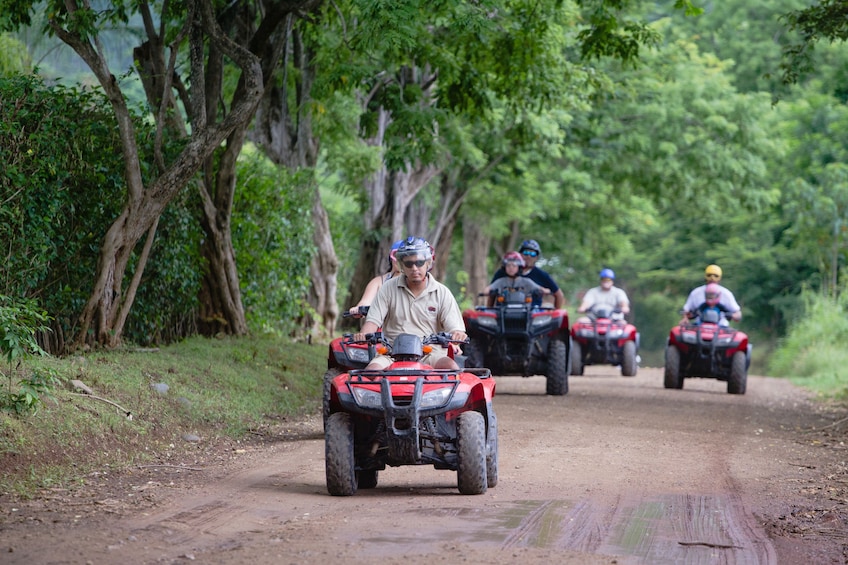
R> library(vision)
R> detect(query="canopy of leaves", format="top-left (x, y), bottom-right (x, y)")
top-left (781, 0), bottom-right (848, 85)
top-left (0, 33), bottom-right (30, 75)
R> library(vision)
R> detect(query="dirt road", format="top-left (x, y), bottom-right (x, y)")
top-left (2, 367), bottom-right (847, 564)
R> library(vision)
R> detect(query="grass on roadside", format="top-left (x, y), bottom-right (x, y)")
top-left (0, 334), bottom-right (326, 497)
top-left (769, 289), bottom-right (848, 399)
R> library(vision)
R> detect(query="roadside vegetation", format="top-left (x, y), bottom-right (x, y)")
top-left (769, 289), bottom-right (848, 399)
top-left (0, 330), bottom-right (325, 497)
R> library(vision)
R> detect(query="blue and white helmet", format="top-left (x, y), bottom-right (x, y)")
top-left (519, 239), bottom-right (541, 255)
top-left (395, 236), bottom-right (434, 262)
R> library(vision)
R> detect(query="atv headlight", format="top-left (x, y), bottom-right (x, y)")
top-left (681, 333), bottom-right (698, 344)
top-left (607, 329), bottom-right (624, 339)
top-left (345, 346), bottom-right (371, 364)
top-left (477, 316), bottom-right (497, 329)
top-left (421, 387), bottom-right (453, 408)
top-left (716, 335), bottom-right (734, 345)
top-left (531, 315), bottom-right (552, 329)
top-left (576, 328), bottom-right (594, 338)
top-left (351, 386), bottom-right (382, 409)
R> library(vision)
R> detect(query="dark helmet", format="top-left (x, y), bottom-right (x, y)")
top-left (519, 239), bottom-right (541, 255)
top-left (502, 251), bottom-right (526, 268)
top-left (599, 268), bottom-right (615, 280)
top-left (395, 236), bottom-right (434, 262)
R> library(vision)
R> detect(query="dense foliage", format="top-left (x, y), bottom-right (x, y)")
top-left (233, 148), bottom-right (316, 336)
top-left (0, 75), bottom-right (125, 331)
top-left (0, 75), bottom-right (204, 347)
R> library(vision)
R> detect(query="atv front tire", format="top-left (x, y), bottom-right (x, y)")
top-left (322, 368), bottom-right (341, 429)
top-left (545, 339), bottom-right (569, 395)
top-left (456, 411), bottom-right (487, 495)
top-left (621, 340), bottom-right (638, 377)
top-left (727, 350), bottom-right (747, 395)
top-left (571, 340), bottom-right (584, 376)
top-left (325, 412), bottom-right (357, 496)
top-left (486, 412), bottom-right (499, 489)
top-left (664, 346), bottom-right (683, 389)
top-left (464, 338), bottom-right (484, 368)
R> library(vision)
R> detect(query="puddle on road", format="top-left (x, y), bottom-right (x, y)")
top-left (350, 494), bottom-right (775, 564)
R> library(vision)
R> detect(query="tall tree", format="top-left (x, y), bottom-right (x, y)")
top-left (0, 0), bottom-right (320, 347)
top-left (321, 0), bottom-right (663, 309)
top-left (781, 0), bottom-right (848, 85)
top-left (246, 13), bottom-right (339, 339)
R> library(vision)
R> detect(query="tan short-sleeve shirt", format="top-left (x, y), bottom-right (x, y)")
top-left (365, 274), bottom-right (465, 340)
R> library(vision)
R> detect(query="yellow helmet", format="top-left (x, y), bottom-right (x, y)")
top-left (705, 264), bottom-right (722, 278)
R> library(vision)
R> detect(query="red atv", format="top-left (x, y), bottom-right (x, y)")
top-left (570, 305), bottom-right (639, 377)
top-left (462, 288), bottom-right (570, 395)
top-left (324, 332), bottom-right (498, 496)
top-left (664, 308), bottom-right (751, 394)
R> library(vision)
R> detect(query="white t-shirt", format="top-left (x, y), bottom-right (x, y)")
top-left (683, 284), bottom-right (740, 314)
top-left (582, 286), bottom-right (629, 311)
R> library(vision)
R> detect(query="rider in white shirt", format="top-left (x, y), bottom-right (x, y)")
top-left (577, 268), bottom-right (630, 323)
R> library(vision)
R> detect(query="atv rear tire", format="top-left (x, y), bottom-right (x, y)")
top-left (322, 368), bottom-right (341, 430)
top-left (571, 340), bottom-right (584, 376)
top-left (545, 339), bottom-right (569, 395)
top-left (727, 350), bottom-right (747, 395)
top-left (325, 412), bottom-right (357, 496)
top-left (356, 469), bottom-right (378, 489)
top-left (464, 338), bottom-right (484, 368)
top-left (486, 412), bottom-right (499, 488)
top-left (664, 346), bottom-right (683, 389)
top-left (621, 340), bottom-right (638, 377)
top-left (456, 411), bottom-right (487, 495)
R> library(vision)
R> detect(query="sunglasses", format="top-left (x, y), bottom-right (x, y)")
top-left (521, 250), bottom-right (538, 257)
top-left (705, 274), bottom-right (721, 279)
top-left (402, 259), bottom-right (427, 268)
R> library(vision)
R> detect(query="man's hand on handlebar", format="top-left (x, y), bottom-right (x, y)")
top-left (345, 305), bottom-right (370, 318)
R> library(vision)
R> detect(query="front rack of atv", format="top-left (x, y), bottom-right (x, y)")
top-left (681, 324), bottom-right (740, 374)
top-left (349, 367), bottom-right (492, 380)
top-left (585, 319), bottom-right (629, 351)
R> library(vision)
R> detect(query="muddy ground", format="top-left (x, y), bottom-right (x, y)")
top-left (1, 366), bottom-right (847, 564)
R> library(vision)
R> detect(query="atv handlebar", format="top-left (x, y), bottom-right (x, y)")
top-left (342, 305), bottom-right (370, 319)
top-left (343, 331), bottom-right (467, 349)
top-left (426, 332), bottom-right (469, 347)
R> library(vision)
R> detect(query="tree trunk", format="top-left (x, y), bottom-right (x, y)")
top-left (248, 19), bottom-right (336, 340)
top-left (346, 99), bottom-right (441, 310)
top-left (463, 220), bottom-right (491, 306)
top-left (61, 0), bottom-right (266, 348)
top-left (307, 191), bottom-right (339, 341)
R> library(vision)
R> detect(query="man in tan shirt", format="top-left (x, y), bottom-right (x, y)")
top-left (355, 237), bottom-right (467, 370)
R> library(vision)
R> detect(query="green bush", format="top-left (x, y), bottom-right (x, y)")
top-left (769, 288), bottom-right (848, 397)
top-left (233, 147), bottom-right (316, 335)
top-left (0, 295), bottom-right (55, 415)
top-left (0, 74), bottom-right (203, 348)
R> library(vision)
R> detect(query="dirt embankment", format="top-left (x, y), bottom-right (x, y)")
top-left (1, 367), bottom-right (846, 564)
